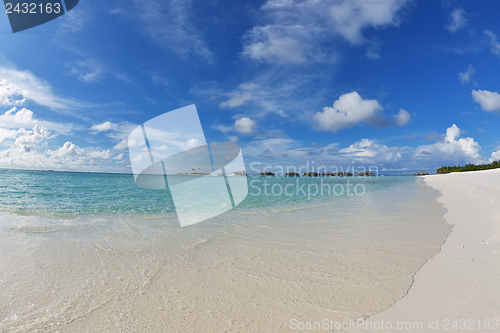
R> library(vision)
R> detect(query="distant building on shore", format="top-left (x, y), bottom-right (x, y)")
top-left (232, 171), bottom-right (247, 176)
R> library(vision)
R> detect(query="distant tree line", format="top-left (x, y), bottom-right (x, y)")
top-left (436, 160), bottom-right (500, 174)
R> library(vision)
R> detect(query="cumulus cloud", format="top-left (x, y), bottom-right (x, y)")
top-left (0, 134), bottom-right (118, 171)
top-left (242, 136), bottom-right (407, 170)
top-left (0, 111), bottom-right (122, 170)
top-left (0, 107), bottom-right (73, 134)
top-left (313, 92), bottom-right (409, 132)
top-left (0, 79), bottom-right (26, 106)
top-left (0, 128), bottom-right (24, 144)
top-left (14, 125), bottom-right (53, 151)
top-left (414, 124), bottom-right (484, 164)
top-left (186, 138), bottom-right (203, 148)
top-left (458, 64), bottom-right (476, 84)
top-left (242, 0), bottom-right (410, 64)
top-left (337, 139), bottom-right (404, 162)
top-left (484, 30), bottom-right (500, 57)
top-left (91, 121), bottom-right (118, 132)
top-left (90, 121), bottom-right (139, 151)
top-left (490, 149), bottom-right (500, 163)
top-left (393, 108), bottom-right (411, 126)
top-left (471, 89), bottom-right (500, 113)
top-left (219, 82), bottom-right (258, 108)
top-left (242, 124), bottom-right (487, 171)
top-left (234, 117), bottom-right (257, 134)
top-left (50, 141), bottom-right (85, 158)
top-left (445, 8), bottom-right (468, 33)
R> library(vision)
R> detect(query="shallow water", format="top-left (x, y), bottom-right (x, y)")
top-left (0, 169), bottom-right (415, 218)
top-left (0, 171), bottom-right (450, 332)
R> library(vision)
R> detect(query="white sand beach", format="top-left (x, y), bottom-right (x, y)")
top-left (347, 169), bottom-right (500, 333)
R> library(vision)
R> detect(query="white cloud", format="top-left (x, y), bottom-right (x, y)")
top-left (229, 136), bottom-right (238, 143)
top-left (131, 154), bottom-right (143, 162)
top-left (88, 149), bottom-right (112, 159)
top-left (234, 117), bottom-right (257, 134)
top-left (242, 0), bottom-right (410, 64)
top-left (14, 125), bottom-right (53, 151)
top-left (240, 123), bottom-right (491, 171)
top-left (66, 58), bottom-right (104, 83)
top-left (471, 89), bottom-right (500, 113)
top-left (194, 70), bottom-right (327, 118)
top-left (243, 136), bottom-right (407, 169)
top-left (445, 8), bottom-right (467, 33)
top-left (220, 82), bottom-right (258, 108)
top-left (90, 121), bottom-right (139, 150)
top-left (458, 64), bottom-right (476, 84)
top-left (0, 137), bottom-right (119, 171)
top-left (393, 108), bottom-right (411, 126)
top-left (242, 28), bottom-right (311, 64)
top-left (0, 67), bottom-right (81, 111)
top-left (114, 137), bottom-right (145, 150)
top-left (155, 144), bottom-right (175, 151)
top-left (0, 107), bottom-right (73, 134)
top-left (91, 121), bottom-right (118, 132)
top-left (0, 128), bottom-right (23, 144)
top-left (58, 5), bottom-right (88, 32)
top-left (484, 30), bottom-right (500, 57)
top-left (186, 138), bottom-right (203, 148)
top-left (490, 149), bottom-right (500, 163)
top-left (414, 124), bottom-right (484, 164)
top-left (215, 124), bottom-right (233, 133)
top-left (113, 139), bottom-right (129, 150)
top-left (337, 139), bottom-right (405, 163)
top-left (312, 91), bottom-right (385, 132)
top-left (114, 153), bottom-right (124, 160)
top-left (50, 141), bottom-right (85, 158)
top-left (329, 0), bottom-right (410, 44)
top-left (0, 79), bottom-right (26, 106)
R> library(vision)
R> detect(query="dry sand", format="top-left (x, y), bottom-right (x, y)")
top-left (346, 169), bottom-right (500, 333)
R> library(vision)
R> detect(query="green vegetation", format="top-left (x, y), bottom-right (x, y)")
top-left (436, 160), bottom-right (500, 174)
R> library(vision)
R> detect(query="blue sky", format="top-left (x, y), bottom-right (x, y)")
top-left (1, 0), bottom-right (500, 173)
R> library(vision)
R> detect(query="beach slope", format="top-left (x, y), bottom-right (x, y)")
top-left (347, 169), bottom-right (500, 332)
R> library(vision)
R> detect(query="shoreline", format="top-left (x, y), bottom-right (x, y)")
top-left (346, 168), bottom-right (500, 332)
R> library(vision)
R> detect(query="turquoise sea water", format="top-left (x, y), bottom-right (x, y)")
top-left (0, 168), bottom-right (416, 218)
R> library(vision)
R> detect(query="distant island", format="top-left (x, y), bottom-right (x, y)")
top-left (436, 160), bottom-right (500, 174)
top-left (176, 172), bottom-right (211, 176)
